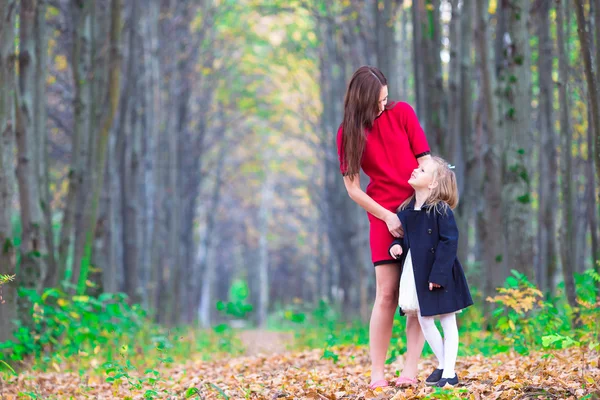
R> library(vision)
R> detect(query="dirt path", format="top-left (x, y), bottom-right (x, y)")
top-left (238, 329), bottom-right (295, 355)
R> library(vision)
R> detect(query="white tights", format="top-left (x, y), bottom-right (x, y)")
top-left (417, 313), bottom-right (459, 379)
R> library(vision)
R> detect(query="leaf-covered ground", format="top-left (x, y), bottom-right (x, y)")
top-left (2, 344), bottom-right (599, 399)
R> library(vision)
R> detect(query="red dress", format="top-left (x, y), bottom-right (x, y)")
top-left (337, 102), bottom-right (430, 266)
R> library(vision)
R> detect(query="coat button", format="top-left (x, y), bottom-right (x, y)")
top-left (430, 247), bottom-right (435, 253)
top-left (427, 229), bottom-right (432, 234)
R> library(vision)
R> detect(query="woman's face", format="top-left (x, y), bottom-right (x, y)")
top-left (378, 85), bottom-right (388, 115)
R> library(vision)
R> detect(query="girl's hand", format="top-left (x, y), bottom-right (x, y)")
top-left (389, 244), bottom-right (403, 259)
top-left (385, 212), bottom-right (404, 238)
top-left (429, 282), bottom-right (441, 291)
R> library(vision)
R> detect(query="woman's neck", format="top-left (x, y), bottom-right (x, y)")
top-left (414, 188), bottom-right (430, 208)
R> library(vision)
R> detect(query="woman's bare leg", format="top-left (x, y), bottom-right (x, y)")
top-left (401, 314), bottom-right (425, 379)
top-left (369, 263), bottom-right (401, 383)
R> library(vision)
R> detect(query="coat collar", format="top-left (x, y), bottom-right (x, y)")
top-left (405, 197), bottom-right (434, 212)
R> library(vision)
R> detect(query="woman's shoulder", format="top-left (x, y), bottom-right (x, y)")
top-left (387, 101), bottom-right (416, 115)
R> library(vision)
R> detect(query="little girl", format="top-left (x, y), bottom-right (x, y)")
top-left (388, 156), bottom-right (473, 387)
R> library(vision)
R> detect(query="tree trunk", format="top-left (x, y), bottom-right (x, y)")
top-left (426, 0), bottom-right (446, 155)
top-left (412, 0), bottom-right (426, 122)
top-left (475, 0), bottom-right (507, 304)
top-left (536, 0), bottom-right (558, 295)
top-left (148, 0), bottom-right (170, 321)
top-left (198, 137), bottom-right (227, 328)
top-left (574, 0), bottom-right (600, 294)
top-left (166, 40), bottom-right (181, 326)
top-left (447, 0), bottom-right (460, 158)
top-left (35, 0), bottom-right (56, 288)
top-left (117, 0), bottom-right (140, 304)
top-left (595, 0), bottom-right (600, 97)
top-left (16, 0), bottom-right (48, 324)
top-left (501, 0), bottom-right (534, 280)
top-left (556, 0), bottom-right (578, 310)
top-left (257, 165), bottom-right (274, 328)
top-left (0, 0), bottom-right (18, 343)
top-left (399, 5), bottom-right (409, 100)
top-left (58, 1), bottom-right (92, 288)
top-left (78, 0), bottom-right (122, 294)
top-left (455, 0), bottom-right (474, 264)
top-left (139, 3), bottom-right (156, 310)
top-left (375, 0), bottom-right (398, 100)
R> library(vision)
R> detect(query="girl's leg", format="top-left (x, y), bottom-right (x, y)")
top-left (439, 313), bottom-right (459, 378)
top-left (369, 263), bottom-right (401, 383)
top-left (417, 314), bottom-right (444, 368)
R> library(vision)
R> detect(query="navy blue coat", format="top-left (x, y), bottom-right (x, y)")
top-left (390, 199), bottom-right (473, 317)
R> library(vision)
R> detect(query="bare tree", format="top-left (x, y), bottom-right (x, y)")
top-left (501, 0), bottom-right (534, 279)
top-left (0, 0), bottom-right (18, 342)
top-left (78, 0), bottom-right (122, 293)
top-left (15, 0), bottom-right (48, 322)
top-left (556, 0), bottom-right (577, 309)
top-left (58, 0), bottom-right (93, 288)
top-left (475, 0), bottom-right (507, 305)
top-left (536, 0), bottom-right (558, 294)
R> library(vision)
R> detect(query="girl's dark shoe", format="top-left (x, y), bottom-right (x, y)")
top-left (436, 375), bottom-right (459, 387)
top-left (425, 369), bottom-right (443, 386)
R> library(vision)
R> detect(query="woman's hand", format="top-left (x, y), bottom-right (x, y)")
top-left (384, 212), bottom-right (404, 238)
top-left (429, 282), bottom-right (441, 290)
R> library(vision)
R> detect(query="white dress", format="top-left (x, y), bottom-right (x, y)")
top-left (398, 206), bottom-right (420, 314)
top-left (398, 249), bottom-right (420, 313)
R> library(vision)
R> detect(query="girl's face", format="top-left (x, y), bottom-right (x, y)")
top-left (408, 159), bottom-right (438, 189)
top-left (377, 86), bottom-right (388, 115)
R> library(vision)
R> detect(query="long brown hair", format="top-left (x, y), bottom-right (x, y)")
top-left (399, 156), bottom-right (459, 213)
top-left (341, 66), bottom-right (389, 177)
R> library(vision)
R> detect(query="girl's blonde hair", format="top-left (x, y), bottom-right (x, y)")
top-left (398, 156), bottom-right (459, 213)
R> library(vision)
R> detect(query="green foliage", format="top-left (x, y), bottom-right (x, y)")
top-left (278, 270), bottom-right (599, 364)
top-left (1, 288), bottom-right (145, 364)
top-left (0, 286), bottom-right (244, 376)
top-left (215, 279), bottom-right (253, 319)
top-left (423, 386), bottom-right (469, 399)
top-left (0, 274), bottom-right (15, 286)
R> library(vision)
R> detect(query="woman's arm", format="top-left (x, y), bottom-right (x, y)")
top-left (397, 102), bottom-right (431, 160)
top-left (343, 174), bottom-right (403, 238)
top-left (418, 154), bottom-right (431, 165)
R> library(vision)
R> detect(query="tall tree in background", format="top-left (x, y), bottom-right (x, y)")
top-left (412, 0), bottom-right (426, 123)
top-left (15, 0), bottom-right (49, 321)
top-left (475, 0), bottom-right (507, 305)
top-left (57, 0), bottom-right (93, 288)
top-left (35, 0), bottom-right (56, 287)
top-left (453, 0), bottom-right (475, 265)
top-left (500, 0), bottom-right (534, 279)
top-left (574, 0), bottom-right (600, 292)
top-left (80, 0), bottom-right (122, 294)
top-left (375, 0), bottom-right (399, 101)
top-left (0, 0), bottom-right (18, 343)
top-left (536, 0), bottom-right (557, 294)
top-left (413, 0), bottom-right (446, 154)
top-left (556, 0), bottom-right (577, 311)
top-left (116, 0), bottom-right (141, 304)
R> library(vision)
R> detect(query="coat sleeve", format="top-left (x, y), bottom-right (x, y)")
top-left (388, 237), bottom-right (406, 258)
top-left (388, 212), bottom-right (408, 258)
top-left (428, 206), bottom-right (459, 287)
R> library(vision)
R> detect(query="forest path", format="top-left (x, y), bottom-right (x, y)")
top-left (3, 343), bottom-right (599, 399)
top-left (238, 329), bottom-right (295, 355)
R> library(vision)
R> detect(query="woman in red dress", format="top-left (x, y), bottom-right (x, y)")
top-left (337, 66), bottom-right (431, 389)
